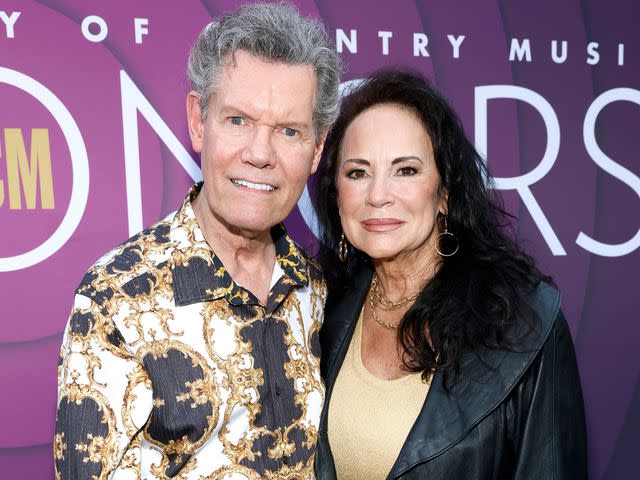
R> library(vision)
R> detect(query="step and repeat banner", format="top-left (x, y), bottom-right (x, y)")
top-left (1, 0), bottom-right (638, 478)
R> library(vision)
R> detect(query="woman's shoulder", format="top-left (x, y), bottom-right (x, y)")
top-left (324, 269), bottom-right (373, 320)
top-left (486, 281), bottom-right (562, 369)
top-left (320, 269), bottom-right (373, 367)
top-left (525, 282), bottom-right (576, 367)
top-left (456, 281), bottom-right (562, 385)
top-left (490, 281), bottom-right (567, 384)
top-left (527, 281), bottom-right (561, 327)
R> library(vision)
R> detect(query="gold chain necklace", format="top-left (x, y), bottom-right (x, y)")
top-left (369, 292), bottom-right (400, 329)
top-left (369, 274), bottom-right (420, 330)
top-left (370, 273), bottom-right (420, 309)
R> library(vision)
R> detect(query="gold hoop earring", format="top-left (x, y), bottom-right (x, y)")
top-left (436, 214), bottom-right (459, 257)
top-left (338, 233), bottom-right (348, 262)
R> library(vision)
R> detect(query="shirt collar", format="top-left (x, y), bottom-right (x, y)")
top-left (170, 183), bottom-right (309, 307)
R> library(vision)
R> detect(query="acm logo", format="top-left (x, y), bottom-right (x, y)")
top-left (0, 67), bottom-right (89, 272)
top-left (1, 127), bottom-right (54, 210)
top-left (0, 66), bottom-right (204, 274)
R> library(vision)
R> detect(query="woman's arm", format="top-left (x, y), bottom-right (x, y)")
top-left (511, 310), bottom-right (588, 479)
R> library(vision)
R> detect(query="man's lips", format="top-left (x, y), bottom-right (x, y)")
top-left (360, 218), bottom-right (405, 232)
top-left (230, 178), bottom-right (276, 192)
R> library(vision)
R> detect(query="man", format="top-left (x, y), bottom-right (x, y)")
top-left (54, 4), bottom-right (341, 478)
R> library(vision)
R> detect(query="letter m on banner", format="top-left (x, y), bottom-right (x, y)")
top-left (2, 128), bottom-right (55, 209)
top-left (120, 70), bottom-right (202, 235)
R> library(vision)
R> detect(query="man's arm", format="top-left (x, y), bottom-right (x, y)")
top-left (55, 293), bottom-right (153, 479)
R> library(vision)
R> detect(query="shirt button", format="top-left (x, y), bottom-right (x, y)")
top-left (275, 384), bottom-right (282, 396)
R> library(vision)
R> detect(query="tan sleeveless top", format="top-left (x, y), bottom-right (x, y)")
top-left (327, 311), bottom-right (431, 479)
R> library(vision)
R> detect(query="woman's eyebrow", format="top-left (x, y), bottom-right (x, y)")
top-left (392, 156), bottom-right (423, 165)
top-left (343, 158), bottom-right (370, 166)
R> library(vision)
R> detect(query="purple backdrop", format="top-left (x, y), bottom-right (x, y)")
top-left (0, 1), bottom-right (638, 478)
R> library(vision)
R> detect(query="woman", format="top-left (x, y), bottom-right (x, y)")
top-left (314, 70), bottom-right (587, 479)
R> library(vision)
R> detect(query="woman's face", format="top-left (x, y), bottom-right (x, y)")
top-left (336, 103), bottom-right (445, 263)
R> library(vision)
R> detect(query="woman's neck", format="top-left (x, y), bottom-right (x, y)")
top-left (372, 249), bottom-right (440, 302)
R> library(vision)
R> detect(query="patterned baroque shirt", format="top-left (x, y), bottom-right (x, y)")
top-left (54, 185), bottom-right (327, 479)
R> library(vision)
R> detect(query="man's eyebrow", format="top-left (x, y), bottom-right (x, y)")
top-left (278, 121), bottom-right (311, 131)
top-left (216, 105), bottom-right (311, 130)
top-left (217, 105), bottom-right (254, 119)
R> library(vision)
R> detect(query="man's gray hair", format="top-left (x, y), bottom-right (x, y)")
top-left (188, 2), bottom-right (342, 138)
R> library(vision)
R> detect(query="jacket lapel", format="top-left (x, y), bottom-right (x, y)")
top-left (319, 269), bottom-right (372, 432)
top-left (389, 282), bottom-right (560, 477)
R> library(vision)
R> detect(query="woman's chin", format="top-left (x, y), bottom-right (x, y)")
top-left (361, 246), bottom-right (406, 262)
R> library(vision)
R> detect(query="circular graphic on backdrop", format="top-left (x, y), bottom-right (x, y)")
top-left (0, 67), bottom-right (89, 272)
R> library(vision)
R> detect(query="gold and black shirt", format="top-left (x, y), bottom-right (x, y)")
top-left (54, 184), bottom-right (326, 479)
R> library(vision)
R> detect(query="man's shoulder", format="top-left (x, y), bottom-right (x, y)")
top-left (74, 212), bottom-right (177, 306)
top-left (288, 237), bottom-right (324, 284)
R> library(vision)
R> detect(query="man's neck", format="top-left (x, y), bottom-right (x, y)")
top-left (192, 193), bottom-right (276, 305)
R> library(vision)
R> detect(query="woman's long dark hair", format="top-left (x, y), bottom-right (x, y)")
top-left (316, 69), bottom-right (551, 385)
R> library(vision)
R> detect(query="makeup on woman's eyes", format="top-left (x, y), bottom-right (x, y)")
top-left (396, 165), bottom-right (419, 176)
top-left (341, 156), bottom-right (423, 179)
top-left (391, 156), bottom-right (424, 177)
top-left (341, 158), bottom-right (369, 180)
top-left (345, 167), bottom-right (367, 179)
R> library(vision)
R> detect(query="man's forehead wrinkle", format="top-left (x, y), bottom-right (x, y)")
top-left (217, 77), bottom-right (313, 128)
top-left (218, 89), bottom-right (277, 123)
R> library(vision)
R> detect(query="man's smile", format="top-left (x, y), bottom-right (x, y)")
top-left (230, 178), bottom-right (276, 191)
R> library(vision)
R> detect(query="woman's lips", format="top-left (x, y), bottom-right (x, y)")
top-left (360, 218), bottom-right (405, 232)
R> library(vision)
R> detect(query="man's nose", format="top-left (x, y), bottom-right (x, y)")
top-left (365, 175), bottom-right (393, 208)
top-left (241, 126), bottom-right (276, 169)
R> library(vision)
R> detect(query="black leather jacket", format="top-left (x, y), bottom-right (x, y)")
top-left (315, 270), bottom-right (587, 479)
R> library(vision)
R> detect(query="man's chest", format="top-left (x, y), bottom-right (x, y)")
top-left (109, 285), bottom-right (325, 476)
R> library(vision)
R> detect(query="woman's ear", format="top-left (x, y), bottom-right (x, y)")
top-left (437, 186), bottom-right (449, 216)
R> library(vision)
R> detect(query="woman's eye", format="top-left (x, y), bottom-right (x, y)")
top-left (283, 127), bottom-right (298, 137)
top-left (397, 166), bottom-right (418, 176)
top-left (346, 168), bottom-right (366, 180)
top-left (229, 116), bottom-right (245, 126)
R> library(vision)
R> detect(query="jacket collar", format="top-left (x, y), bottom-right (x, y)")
top-left (320, 270), bottom-right (560, 477)
top-left (320, 269), bottom-right (373, 382)
top-left (169, 183), bottom-right (309, 307)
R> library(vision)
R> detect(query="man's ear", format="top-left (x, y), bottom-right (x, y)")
top-left (187, 92), bottom-right (204, 153)
top-left (310, 129), bottom-right (328, 174)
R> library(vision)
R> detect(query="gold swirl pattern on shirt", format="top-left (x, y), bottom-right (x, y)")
top-left (54, 184), bottom-right (326, 479)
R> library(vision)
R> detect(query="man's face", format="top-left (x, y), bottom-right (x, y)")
top-left (187, 50), bottom-right (325, 236)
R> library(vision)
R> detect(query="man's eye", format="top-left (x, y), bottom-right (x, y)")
top-left (346, 168), bottom-right (366, 180)
top-left (283, 127), bottom-right (298, 137)
top-left (229, 116), bottom-right (245, 126)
